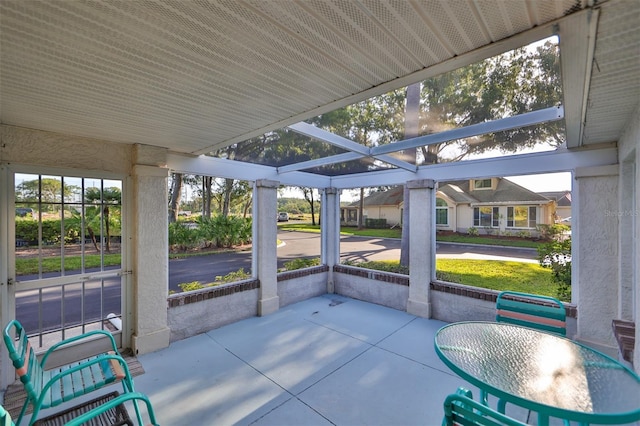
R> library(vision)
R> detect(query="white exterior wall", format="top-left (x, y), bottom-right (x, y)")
top-left (363, 205), bottom-right (401, 227)
top-left (573, 165), bottom-right (620, 355)
top-left (168, 288), bottom-right (259, 342)
top-left (278, 271), bottom-right (328, 307)
top-left (617, 106), bottom-right (639, 368)
top-left (334, 269), bottom-right (409, 311)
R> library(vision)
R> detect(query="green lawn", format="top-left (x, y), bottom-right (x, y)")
top-left (16, 254), bottom-right (122, 275)
top-left (350, 259), bottom-right (560, 299)
top-left (436, 259), bottom-right (558, 297)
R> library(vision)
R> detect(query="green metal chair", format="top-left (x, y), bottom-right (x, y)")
top-left (64, 392), bottom-right (159, 426)
top-left (496, 290), bottom-right (567, 336)
top-left (1, 405), bottom-right (15, 426)
top-left (494, 291), bottom-right (567, 420)
top-left (442, 388), bottom-right (527, 426)
top-left (3, 320), bottom-right (137, 426)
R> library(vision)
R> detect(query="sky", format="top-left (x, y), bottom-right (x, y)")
top-left (504, 172), bottom-right (571, 193)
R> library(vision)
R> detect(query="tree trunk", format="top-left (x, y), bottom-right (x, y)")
top-left (400, 83), bottom-right (420, 267)
top-left (104, 206), bottom-right (111, 252)
top-left (221, 178), bottom-right (234, 217)
top-left (202, 176), bottom-right (212, 218)
top-left (358, 187), bottom-right (365, 230)
top-left (168, 173), bottom-right (183, 223)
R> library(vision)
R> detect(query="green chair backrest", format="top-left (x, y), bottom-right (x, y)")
top-left (443, 392), bottom-right (527, 426)
top-left (3, 320), bottom-right (42, 402)
top-left (496, 291), bottom-right (566, 336)
top-left (0, 405), bottom-right (15, 426)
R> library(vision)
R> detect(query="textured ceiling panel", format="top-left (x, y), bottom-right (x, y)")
top-left (582, 0), bottom-right (640, 145)
top-left (1, 0), bottom-right (637, 159)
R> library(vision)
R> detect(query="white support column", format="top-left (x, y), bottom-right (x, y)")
top-left (0, 165), bottom-right (16, 389)
top-left (406, 179), bottom-right (435, 318)
top-left (255, 179), bottom-right (280, 316)
top-left (322, 188), bottom-right (340, 293)
top-left (573, 165), bottom-right (619, 354)
top-left (131, 162), bottom-right (171, 355)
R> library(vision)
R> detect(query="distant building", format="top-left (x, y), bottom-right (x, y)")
top-left (342, 178), bottom-right (558, 236)
top-left (537, 191), bottom-right (572, 222)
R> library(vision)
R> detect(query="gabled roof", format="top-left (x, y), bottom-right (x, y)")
top-left (440, 179), bottom-right (551, 204)
top-left (358, 178), bottom-right (553, 207)
top-left (539, 191), bottom-right (572, 206)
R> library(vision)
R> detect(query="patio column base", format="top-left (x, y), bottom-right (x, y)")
top-left (259, 296), bottom-right (280, 316)
top-left (132, 326), bottom-right (171, 355)
top-left (407, 299), bottom-right (431, 318)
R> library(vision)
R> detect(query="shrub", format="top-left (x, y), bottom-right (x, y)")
top-left (537, 238), bottom-right (571, 301)
top-left (178, 281), bottom-right (205, 292)
top-left (213, 268), bottom-right (251, 284)
top-left (198, 215), bottom-right (252, 248)
top-left (169, 222), bottom-right (200, 250)
top-left (365, 218), bottom-right (388, 229)
top-left (467, 227), bottom-right (479, 236)
top-left (536, 224), bottom-right (570, 241)
top-left (281, 257), bottom-right (321, 271)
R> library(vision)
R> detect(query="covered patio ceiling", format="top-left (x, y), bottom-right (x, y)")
top-left (1, 0), bottom-right (638, 186)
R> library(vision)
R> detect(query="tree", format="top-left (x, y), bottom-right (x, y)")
top-left (16, 177), bottom-right (79, 212)
top-left (168, 173), bottom-right (183, 223)
top-left (299, 187), bottom-right (319, 225)
top-left (85, 186), bottom-right (121, 252)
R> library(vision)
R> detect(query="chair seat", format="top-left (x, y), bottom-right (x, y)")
top-left (40, 354), bottom-right (126, 407)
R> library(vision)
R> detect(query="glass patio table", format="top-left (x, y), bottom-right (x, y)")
top-left (434, 321), bottom-right (640, 425)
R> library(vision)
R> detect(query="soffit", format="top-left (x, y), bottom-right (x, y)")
top-left (1, 0), bottom-right (586, 157)
top-left (581, 0), bottom-right (640, 146)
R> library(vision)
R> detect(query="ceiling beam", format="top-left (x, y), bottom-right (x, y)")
top-left (559, 8), bottom-right (599, 148)
top-left (372, 106), bottom-right (563, 155)
top-left (329, 144), bottom-right (617, 189)
top-left (286, 122), bottom-right (417, 172)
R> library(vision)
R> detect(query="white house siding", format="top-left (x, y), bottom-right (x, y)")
top-left (363, 205), bottom-right (401, 227)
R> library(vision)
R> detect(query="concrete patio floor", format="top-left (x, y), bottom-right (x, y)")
top-left (25, 294), bottom-right (538, 425)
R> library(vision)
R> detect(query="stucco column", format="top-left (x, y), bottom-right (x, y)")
top-left (130, 146), bottom-right (171, 355)
top-left (573, 165), bottom-right (619, 354)
top-left (322, 188), bottom-right (339, 293)
top-left (255, 179), bottom-right (279, 316)
top-left (406, 179), bottom-right (435, 318)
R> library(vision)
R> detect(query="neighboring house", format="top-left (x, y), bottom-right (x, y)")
top-left (538, 191), bottom-right (572, 222)
top-left (342, 186), bottom-right (404, 227)
top-left (344, 178), bottom-right (557, 236)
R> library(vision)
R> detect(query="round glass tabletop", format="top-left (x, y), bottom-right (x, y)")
top-left (435, 321), bottom-right (640, 424)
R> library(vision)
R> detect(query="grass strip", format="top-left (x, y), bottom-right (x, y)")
top-left (351, 259), bottom-right (558, 299)
top-left (16, 254), bottom-right (122, 275)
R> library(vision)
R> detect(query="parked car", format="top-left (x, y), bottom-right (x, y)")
top-left (278, 212), bottom-right (289, 222)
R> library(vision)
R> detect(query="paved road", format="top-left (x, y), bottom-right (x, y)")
top-left (17, 231), bottom-right (537, 333)
top-left (168, 231), bottom-right (538, 292)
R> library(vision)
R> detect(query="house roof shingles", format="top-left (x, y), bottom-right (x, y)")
top-left (356, 178), bottom-right (554, 207)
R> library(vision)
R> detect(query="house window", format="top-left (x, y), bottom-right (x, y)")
top-left (436, 198), bottom-right (448, 225)
top-left (507, 206), bottom-right (537, 228)
top-left (473, 179), bottom-right (492, 190)
top-left (473, 206), bottom-right (499, 227)
top-left (348, 209), bottom-right (358, 221)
